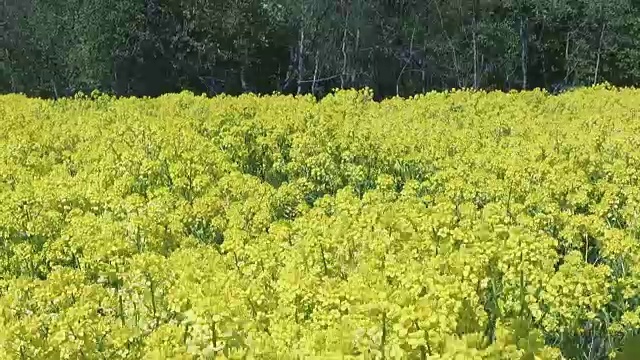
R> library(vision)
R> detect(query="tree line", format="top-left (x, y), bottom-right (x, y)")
top-left (2, 0), bottom-right (640, 99)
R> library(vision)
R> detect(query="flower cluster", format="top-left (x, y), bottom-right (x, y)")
top-left (0, 86), bottom-right (638, 358)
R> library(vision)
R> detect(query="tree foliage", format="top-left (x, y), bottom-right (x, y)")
top-left (2, 0), bottom-right (640, 98)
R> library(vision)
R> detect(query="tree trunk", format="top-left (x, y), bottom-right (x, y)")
top-left (422, 39), bottom-right (428, 93)
top-left (472, 0), bottom-right (479, 89)
top-left (351, 29), bottom-right (360, 84)
top-left (297, 28), bottom-right (305, 95)
top-left (593, 22), bottom-right (606, 85)
top-left (434, 0), bottom-right (461, 87)
top-left (538, 18), bottom-right (548, 89)
top-left (281, 47), bottom-right (296, 92)
top-left (340, 26), bottom-right (348, 89)
top-left (564, 32), bottom-right (571, 84)
top-left (240, 66), bottom-right (249, 93)
top-left (340, 7), bottom-right (349, 89)
top-left (312, 51), bottom-right (319, 95)
top-left (51, 79), bottom-right (59, 99)
top-left (397, 26), bottom-right (416, 96)
top-left (520, 15), bottom-right (528, 90)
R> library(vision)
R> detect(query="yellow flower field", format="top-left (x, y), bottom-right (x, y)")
top-left (0, 87), bottom-right (639, 359)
